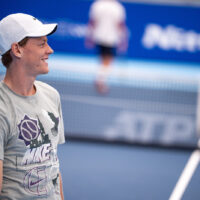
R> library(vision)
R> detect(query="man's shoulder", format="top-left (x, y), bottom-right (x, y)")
top-left (35, 80), bottom-right (60, 102)
top-left (0, 81), bottom-right (11, 116)
top-left (0, 81), bottom-right (9, 102)
top-left (0, 80), bottom-right (4, 88)
top-left (35, 80), bottom-right (58, 94)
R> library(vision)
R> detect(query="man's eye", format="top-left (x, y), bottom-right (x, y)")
top-left (40, 43), bottom-right (45, 47)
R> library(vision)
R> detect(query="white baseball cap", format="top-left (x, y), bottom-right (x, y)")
top-left (0, 13), bottom-right (57, 55)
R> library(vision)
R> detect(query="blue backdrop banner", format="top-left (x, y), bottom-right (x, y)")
top-left (1, 0), bottom-right (200, 63)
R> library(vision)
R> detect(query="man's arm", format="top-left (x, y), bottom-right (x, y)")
top-left (59, 172), bottom-right (64, 200)
top-left (0, 160), bottom-right (3, 193)
top-left (117, 21), bottom-right (128, 53)
top-left (85, 19), bottom-right (96, 49)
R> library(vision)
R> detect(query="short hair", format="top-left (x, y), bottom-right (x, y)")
top-left (1, 37), bottom-right (29, 68)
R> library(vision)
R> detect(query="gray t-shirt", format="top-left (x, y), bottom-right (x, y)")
top-left (0, 80), bottom-right (65, 200)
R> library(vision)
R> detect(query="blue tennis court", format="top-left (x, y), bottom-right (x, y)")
top-left (58, 140), bottom-right (200, 200)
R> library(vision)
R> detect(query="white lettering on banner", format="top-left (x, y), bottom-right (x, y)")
top-left (104, 111), bottom-right (195, 144)
top-left (142, 24), bottom-right (200, 52)
top-left (54, 21), bottom-right (87, 38)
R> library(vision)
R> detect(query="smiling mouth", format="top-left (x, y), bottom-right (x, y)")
top-left (42, 58), bottom-right (48, 64)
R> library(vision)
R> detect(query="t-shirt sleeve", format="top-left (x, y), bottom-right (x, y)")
top-left (0, 117), bottom-right (7, 161)
top-left (57, 94), bottom-right (65, 145)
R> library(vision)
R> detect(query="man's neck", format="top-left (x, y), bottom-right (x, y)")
top-left (3, 66), bottom-right (36, 96)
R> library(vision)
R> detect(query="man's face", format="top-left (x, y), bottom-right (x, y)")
top-left (20, 36), bottom-right (53, 76)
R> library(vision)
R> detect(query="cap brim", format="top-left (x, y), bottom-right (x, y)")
top-left (27, 23), bottom-right (57, 37)
top-left (46, 24), bottom-right (57, 36)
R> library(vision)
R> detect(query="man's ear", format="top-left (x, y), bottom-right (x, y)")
top-left (11, 43), bottom-right (23, 58)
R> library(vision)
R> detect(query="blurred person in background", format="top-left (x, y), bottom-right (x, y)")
top-left (0, 13), bottom-right (65, 199)
top-left (86, 0), bottom-right (128, 94)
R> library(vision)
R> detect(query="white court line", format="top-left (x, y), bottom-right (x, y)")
top-left (169, 149), bottom-right (200, 200)
top-left (61, 94), bottom-right (196, 115)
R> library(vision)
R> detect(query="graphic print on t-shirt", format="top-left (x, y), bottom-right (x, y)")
top-left (17, 111), bottom-right (59, 196)
top-left (23, 166), bottom-right (48, 196)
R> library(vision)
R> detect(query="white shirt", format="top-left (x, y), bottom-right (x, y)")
top-left (89, 0), bottom-right (126, 46)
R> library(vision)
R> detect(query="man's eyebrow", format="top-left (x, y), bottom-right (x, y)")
top-left (37, 37), bottom-right (47, 42)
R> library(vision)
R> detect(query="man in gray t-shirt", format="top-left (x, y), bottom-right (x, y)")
top-left (0, 13), bottom-right (65, 199)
